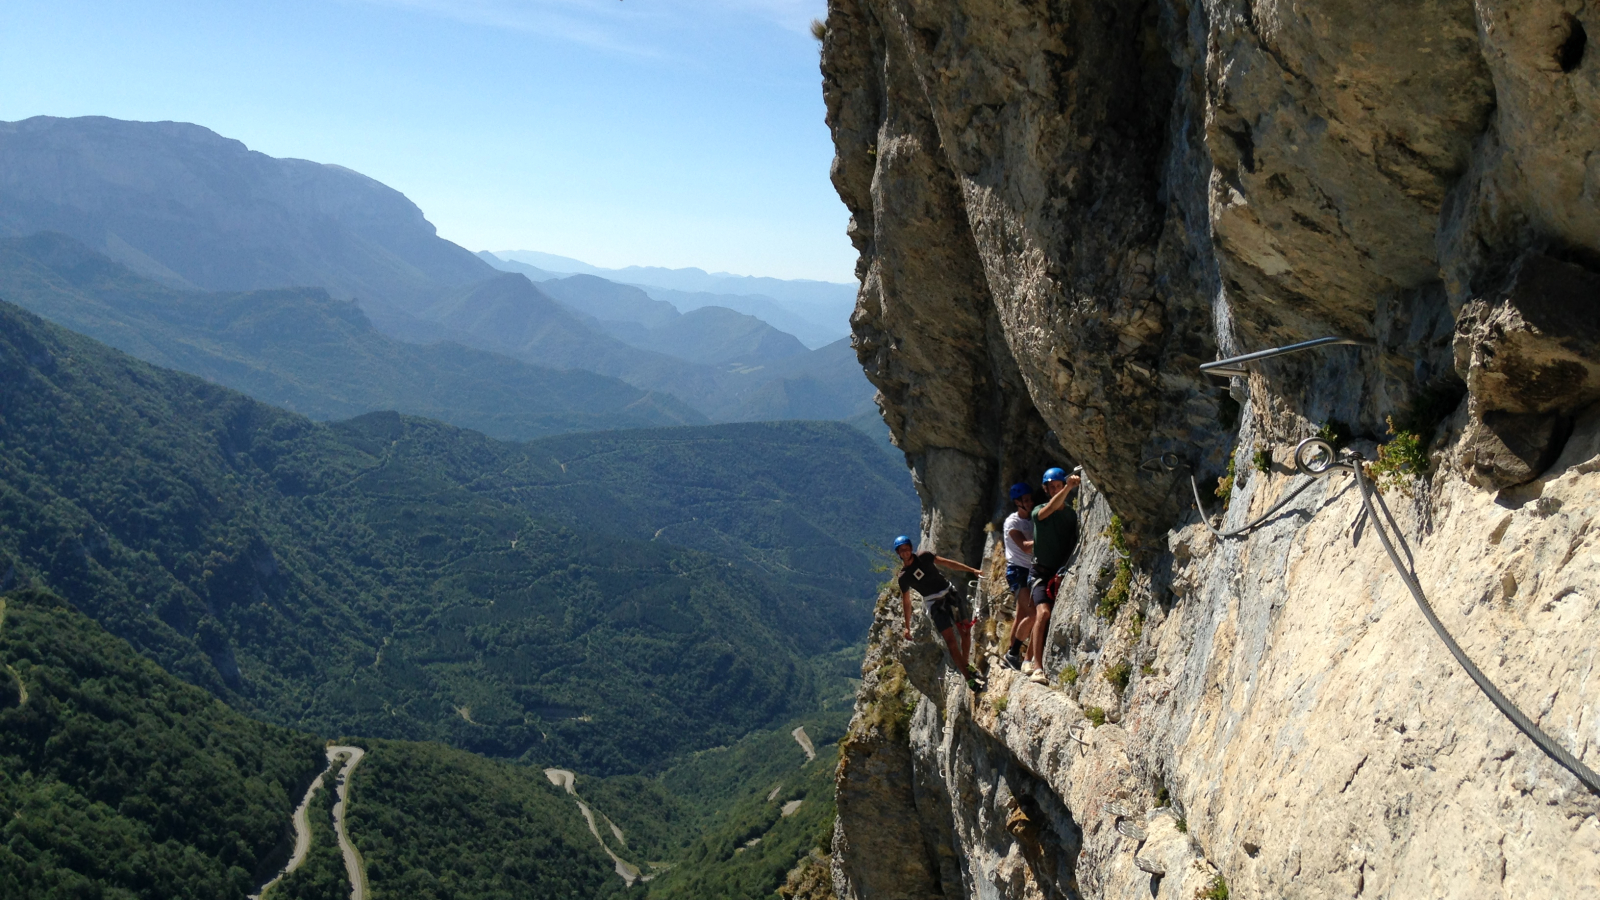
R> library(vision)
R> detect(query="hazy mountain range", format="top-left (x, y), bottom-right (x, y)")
top-left (479, 250), bottom-right (855, 349)
top-left (0, 232), bottom-right (706, 439)
top-left (0, 115), bottom-right (879, 434)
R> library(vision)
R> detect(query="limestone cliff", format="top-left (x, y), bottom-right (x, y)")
top-left (820, 1), bottom-right (1600, 897)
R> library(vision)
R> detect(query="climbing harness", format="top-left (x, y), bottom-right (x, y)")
top-left (1292, 437), bottom-right (1600, 795)
top-left (1200, 336), bottom-right (1372, 378)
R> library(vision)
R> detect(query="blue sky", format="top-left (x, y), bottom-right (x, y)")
top-left (0, 0), bottom-right (856, 282)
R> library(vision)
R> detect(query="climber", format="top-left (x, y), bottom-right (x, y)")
top-left (1001, 483), bottom-right (1036, 671)
top-left (894, 535), bottom-right (983, 689)
top-left (1025, 467), bottom-right (1081, 684)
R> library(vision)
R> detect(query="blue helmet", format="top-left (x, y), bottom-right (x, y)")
top-left (892, 535), bottom-right (913, 551)
top-left (1009, 482), bottom-right (1033, 501)
top-left (1043, 467), bottom-right (1067, 484)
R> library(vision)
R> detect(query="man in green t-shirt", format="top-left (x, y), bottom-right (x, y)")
top-left (1025, 466), bottom-right (1081, 684)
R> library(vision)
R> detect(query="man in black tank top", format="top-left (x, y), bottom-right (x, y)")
top-left (893, 536), bottom-right (982, 688)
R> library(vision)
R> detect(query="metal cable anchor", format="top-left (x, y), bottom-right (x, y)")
top-left (1201, 336), bottom-right (1372, 378)
top-left (1292, 437), bottom-right (1600, 794)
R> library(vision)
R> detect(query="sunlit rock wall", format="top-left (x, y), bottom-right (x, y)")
top-left (822, 0), bottom-right (1600, 897)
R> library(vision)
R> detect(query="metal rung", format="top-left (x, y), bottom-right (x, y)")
top-left (1200, 336), bottom-right (1372, 377)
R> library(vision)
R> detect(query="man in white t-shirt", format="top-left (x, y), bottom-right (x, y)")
top-left (1001, 482), bottom-right (1036, 671)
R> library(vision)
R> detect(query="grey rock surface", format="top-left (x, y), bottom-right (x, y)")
top-left (822, 0), bottom-right (1600, 897)
top-left (1454, 253), bottom-right (1600, 487)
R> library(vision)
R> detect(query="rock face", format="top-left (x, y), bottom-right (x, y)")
top-left (820, 0), bottom-right (1600, 897)
top-left (1454, 253), bottom-right (1600, 489)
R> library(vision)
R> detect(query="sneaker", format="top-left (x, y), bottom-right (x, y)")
top-left (966, 677), bottom-right (981, 692)
top-left (1002, 650), bottom-right (1022, 671)
top-left (1021, 660), bottom-right (1038, 676)
top-left (1028, 670), bottom-right (1049, 685)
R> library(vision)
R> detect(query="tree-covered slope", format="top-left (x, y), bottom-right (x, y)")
top-left (345, 740), bottom-right (620, 900)
top-left (0, 233), bottom-right (705, 440)
top-left (0, 300), bottom-right (913, 773)
top-left (0, 588), bottom-right (326, 900)
top-left (639, 727), bottom-right (839, 900)
top-left (543, 710), bottom-right (846, 900)
top-left (493, 423), bottom-right (911, 646)
top-left (333, 712), bottom-right (848, 900)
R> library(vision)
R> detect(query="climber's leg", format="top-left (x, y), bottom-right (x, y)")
top-left (939, 626), bottom-right (970, 676)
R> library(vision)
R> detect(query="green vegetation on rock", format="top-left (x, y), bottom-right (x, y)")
top-left (1252, 446), bottom-right (1271, 474)
top-left (1102, 661), bottom-right (1131, 693)
top-left (1096, 516), bottom-right (1132, 621)
top-left (1214, 455), bottom-right (1237, 509)
top-left (1372, 417), bottom-right (1430, 494)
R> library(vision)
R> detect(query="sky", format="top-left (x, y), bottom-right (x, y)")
top-left (0, 0), bottom-right (857, 282)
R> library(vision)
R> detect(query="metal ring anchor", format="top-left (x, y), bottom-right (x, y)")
top-left (1265, 436), bottom-right (1600, 793)
top-left (1201, 336), bottom-right (1373, 378)
top-left (1139, 452), bottom-right (1184, 473)
top-left (1292, 436), bottom-right (1350, 476)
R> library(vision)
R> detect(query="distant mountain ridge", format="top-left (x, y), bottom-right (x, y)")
top-left (0, 116), bottom-right (492, 316)
top-left (0, 232), bottom-right (706, 439)
top-left (536, 275), bottom-right (810, 366)
top-left (482, 249), bottom-right (856, 347)
top-left (419, 273), bottom-right (876, 422)
top-left (0, 116), bottom-right (880, 429)
top-left (488, 248), bottom-right (857, 308)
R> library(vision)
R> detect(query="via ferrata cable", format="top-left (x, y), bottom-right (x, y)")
top-left (1347, 459), bottom-right (1600, 795)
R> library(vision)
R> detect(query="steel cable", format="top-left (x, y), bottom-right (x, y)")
top-left (1164, 436), bottom-right (1598, 793)
top-left (1350, 463), bottom-right (1600, 795)
top-left (1188, 471), bottom-right (1322, 540)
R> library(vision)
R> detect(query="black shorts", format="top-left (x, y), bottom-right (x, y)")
top-left (1030, 565), bottom-right (1064, 607)
top-left (1005, 564), bottom-right (1030, 593)
top-left (923, 589), bottom-right (960, 632)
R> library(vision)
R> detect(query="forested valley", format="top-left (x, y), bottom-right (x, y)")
top-left (0, 297), bottom-right (910, 898)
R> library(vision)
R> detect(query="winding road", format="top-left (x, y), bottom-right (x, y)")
top-left (252, 745), bottom-right (368, 900)
top-left (544, 768), bottom-right (643, 885)
top-left (328, 746), bottom-right (368, 900)
top-left (791, 726), bottom-right (815, 762)
top-left (251, 771), bottom-right (325, 899)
